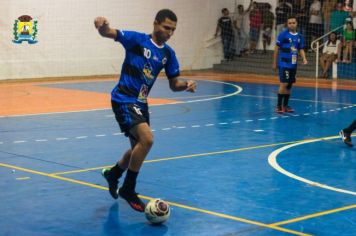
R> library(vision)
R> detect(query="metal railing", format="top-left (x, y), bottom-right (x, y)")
top-left (310, 25), bottom-right (344, 79)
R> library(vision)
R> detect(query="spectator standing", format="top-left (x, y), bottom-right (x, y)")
top-left (308, 0), bottom-right (323, 50)
top-left (295, 0), bottom-right (310, 49)
top-left (249, 2), bottom-right (262, 54)
top-left (330, 2), bottom-right (350, 35)
top-left (233, 1), bottom-right (252, 56)
top-left (322, 0), bottom-right (337, 37)
top-left (275, 0), bottom-right (292, 37)
top-left (215, 8), bottom-right (235, 60)
top-left (261, 4), bottom-right (275, 54)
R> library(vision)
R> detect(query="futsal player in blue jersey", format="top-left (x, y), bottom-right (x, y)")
top-left (94, 9), bottom-right (197, 212)
top-left (273, 15), bottom-right (308, 114)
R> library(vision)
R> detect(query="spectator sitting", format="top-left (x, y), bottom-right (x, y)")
top-left (320, 32), bottom-right (340, 78)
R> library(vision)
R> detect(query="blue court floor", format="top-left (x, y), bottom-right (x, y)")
top-left (0, 77), bottom-right (355, 236)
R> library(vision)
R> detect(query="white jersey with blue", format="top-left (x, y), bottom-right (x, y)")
top-left (276, 30), bottom-right (304, 69)
top-left (112, 30), bottom-right (180, 104)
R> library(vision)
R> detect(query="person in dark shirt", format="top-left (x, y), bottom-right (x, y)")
top-left (94, 9), bottom-right (197, 212)
top-left (215, 8), bottom-right (235, 60)
top-left (275, 0), bottom-right (292, 37)
top-left (273, 15), bottom-right (308, 113)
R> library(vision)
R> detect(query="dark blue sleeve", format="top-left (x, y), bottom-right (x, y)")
top-left (165, 48), bottom-right (180, 79)
top-left (299, 35), bottom-right (305, 50)
top-left (276, 32), bottom-right (284, 47)
top-left (115, 30), bottom-right (145, 49)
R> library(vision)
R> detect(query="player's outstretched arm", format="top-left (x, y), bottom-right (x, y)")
top-left (169, 77), bottom-right (197, 93)
top-left (94, 16), bottom-right (117, 39)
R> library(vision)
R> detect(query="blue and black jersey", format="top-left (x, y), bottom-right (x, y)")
top-left (276, 30), bottom-right (304, 69)
top-left (112, 30), bottom-right (180, 104)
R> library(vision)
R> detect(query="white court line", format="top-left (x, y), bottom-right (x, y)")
top-left (0, 79), bottom-right (243, 118)
top-left (13, 140), bottom-right (27, 143)
top-left (35, 139), bottom-right (48, 142)
top-left (268, 135), bottom-right (356, 196)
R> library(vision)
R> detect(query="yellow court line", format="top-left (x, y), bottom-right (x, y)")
top-left (52, 165), bottom-right (111, 175)
top-left (16, 177), bottom-right (31, 180)
top-left (0, 162), bottom-right (311, 236)
top-left (52, 140), bottom-right (303, 175)
top-left (0, 162), bottom-right (107, 191)
top-left (52, 135), bottom-right (342, 176)
top-left (271, 204), bottom-right (356, 226)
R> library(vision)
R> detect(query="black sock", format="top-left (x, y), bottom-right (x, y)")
top-left (283, 94), bottom-right (290, 107)
top-left (344, 120), bottom-right (356, 133)
top-left (122, 169), bottom-right (139, 192)
top-left (277, 94), bottom-right (283, 107)
top-left (110, 163), bottom-right (125, 180)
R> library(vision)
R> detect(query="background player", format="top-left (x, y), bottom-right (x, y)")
top-left (273, 15), bottom-right (308, 113)
top-left (94, 9), bottom-right (197, 212)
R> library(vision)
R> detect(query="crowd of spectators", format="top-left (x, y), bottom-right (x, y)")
top-left (215, 0), bottom-right (355, 66)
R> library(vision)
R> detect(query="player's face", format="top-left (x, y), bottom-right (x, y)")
top-left (287, 18), bottom-right (297, 32)
top-left (153, 18), bottom-right (177, 44)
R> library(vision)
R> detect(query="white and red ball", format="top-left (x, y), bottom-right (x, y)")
top-left (144, 199), bottom-right (170, 224)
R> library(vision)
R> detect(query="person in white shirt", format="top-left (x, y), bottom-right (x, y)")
top-left (233, 2), bottom-right (252, 56)
top-left (320, 32), bottom-right (340, 78)
top-left (308, 0), bottom-right (323, 49)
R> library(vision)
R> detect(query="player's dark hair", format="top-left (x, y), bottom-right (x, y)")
top-left (155, 9), bottom-right (177, 23)
top-left (287, 15), bottom-right (297, 22)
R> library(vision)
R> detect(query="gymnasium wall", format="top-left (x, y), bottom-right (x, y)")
top-left (1, 0), bottom-right (237, 80)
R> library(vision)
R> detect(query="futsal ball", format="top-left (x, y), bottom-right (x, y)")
top-left (144, 198), bottom-right (170, 224)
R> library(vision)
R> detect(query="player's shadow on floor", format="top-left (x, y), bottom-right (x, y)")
top-left (102, 202), bottom-right (122, 235)
top-left (102, 201), bottom-right (168, 235)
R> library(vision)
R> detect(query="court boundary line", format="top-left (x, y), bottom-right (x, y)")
top-left (268, 135), bottom-right (356, 196)
top-left (0, 79), bottom-right (242, 118)
top-left (0, 162), bottom-right (310, 236)
top-left (270, 204), bottom-right (356, 226)
top-left (50, 139), bottom-right (304, 175)
top-left (3, 134), bottom-right (353, 234)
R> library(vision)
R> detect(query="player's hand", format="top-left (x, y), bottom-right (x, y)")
top-left (185, 80), bottom-right (197, 93)
top-left (94, 16), bottom-right (109, 29)
top-left (302, 58), bottom-right (308, 65)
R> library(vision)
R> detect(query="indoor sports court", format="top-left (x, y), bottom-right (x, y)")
top-left (1, 74), bottom-right (355, 236)
top-left (1, 1), bottom-right (355, 236)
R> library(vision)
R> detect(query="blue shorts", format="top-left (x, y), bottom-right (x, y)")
top-left (111, 100), bottom-right (150, 137)
top-left (249, 28), bottom-right (260, 42)
top-left (279, 67), bottom-right (297, 83)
